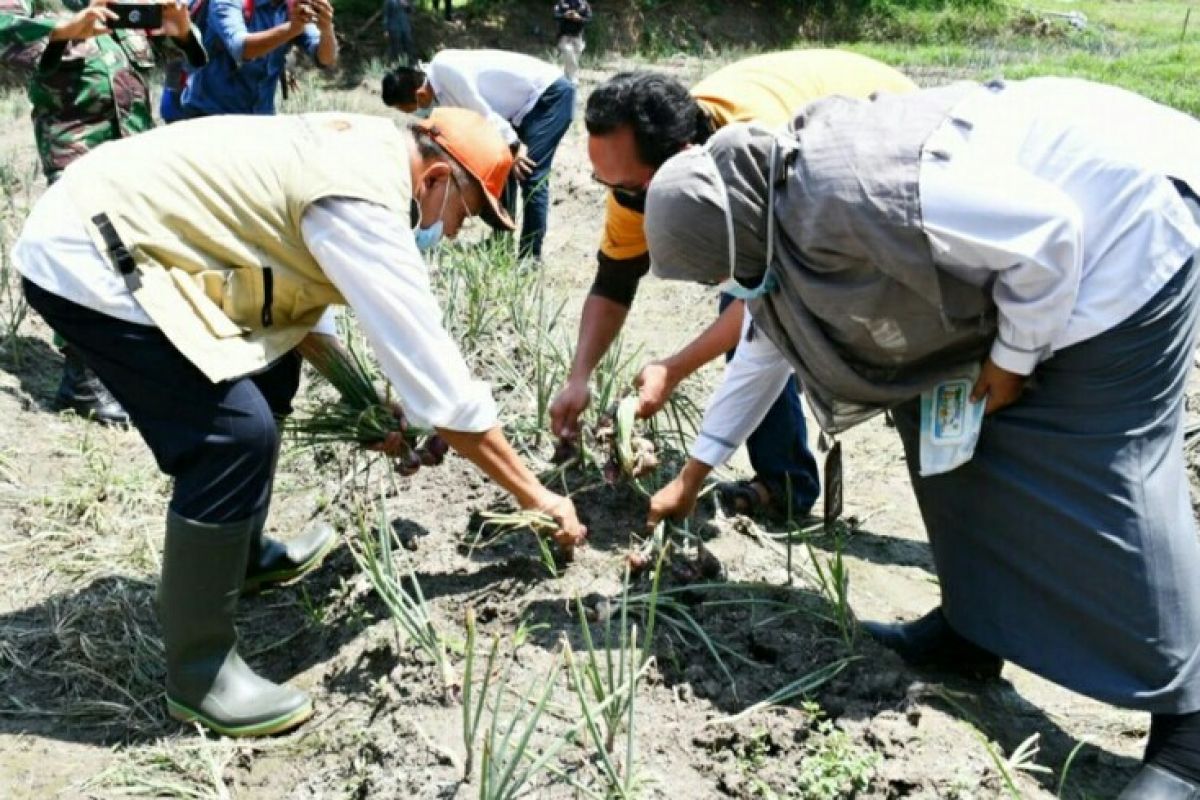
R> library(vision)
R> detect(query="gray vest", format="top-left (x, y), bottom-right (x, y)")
top-left (750, 81), bottom-right (998, 434)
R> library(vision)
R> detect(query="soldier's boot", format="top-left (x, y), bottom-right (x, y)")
top-left (243, 506), bottom-right (338, 594)
top-left (161, 511), bottom-right (312, 737)
top-left (53, 346), bottom-right (129, 426)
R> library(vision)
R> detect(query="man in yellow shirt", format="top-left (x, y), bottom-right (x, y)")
top-left (549, 50), bottom-right (916, 517)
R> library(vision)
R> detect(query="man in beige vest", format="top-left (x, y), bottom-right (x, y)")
top-left (13, 107), bottom-right (586, 738)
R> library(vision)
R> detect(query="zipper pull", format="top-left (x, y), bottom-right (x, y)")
top-left (261, 267), bottom-right (274, 327)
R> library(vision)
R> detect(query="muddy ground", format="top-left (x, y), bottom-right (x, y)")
top-left (0, 52), bottom-right (1183, 800)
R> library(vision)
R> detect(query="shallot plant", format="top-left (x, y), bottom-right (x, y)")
top-left (350, 496), bottom-right (456, 701)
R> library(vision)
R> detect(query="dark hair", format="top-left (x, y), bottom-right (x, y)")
top-left (584, 71), bottom-right (710, 168)
top-left (382, 66), bottom-right (427, 107)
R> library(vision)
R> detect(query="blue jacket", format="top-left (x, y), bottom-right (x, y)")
top-left (182, 0), bottom-right (321, 116)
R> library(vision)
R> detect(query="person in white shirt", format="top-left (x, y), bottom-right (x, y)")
top-left (553, 0), bottom-right (592, 84)
top-left (382, 49), bottom-right (576, 260)
top-left (639, 78), bottom-right (1200, 798)
top-left (13, 107), bottom-right (586, 739)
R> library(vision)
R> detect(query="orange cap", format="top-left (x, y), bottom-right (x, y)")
top-left (412, 107), bottom-right (516, 232)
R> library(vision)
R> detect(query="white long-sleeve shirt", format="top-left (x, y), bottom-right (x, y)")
top-left (425, 49), bottom-right (563, 146)
top-left (14, 185), bottom-right (497, 433)
top-left (693, 78), bottom-right (1200, 467)
top-left (922, 78), bottom-right (1200, 375)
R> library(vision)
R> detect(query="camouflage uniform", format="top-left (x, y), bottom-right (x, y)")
top-left (0, 0), bottom-right (203, 181)
top-left (1, 1), bottom-right (204, 426)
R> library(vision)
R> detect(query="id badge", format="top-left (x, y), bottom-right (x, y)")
top-left (931, 380), bottom-right (971, 444)
top-left (919, 379), bottom-right (986, 477)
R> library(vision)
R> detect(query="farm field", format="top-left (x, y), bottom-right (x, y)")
top-left (1, 1), bottom-right (1199, 797)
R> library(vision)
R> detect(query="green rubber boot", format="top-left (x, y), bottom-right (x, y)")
top-left (243, 509), bottom-right (338, 594)
top-left (241, 434), bottom-right (338, 594)
top-left (161, 511), bottom-right (313, 737)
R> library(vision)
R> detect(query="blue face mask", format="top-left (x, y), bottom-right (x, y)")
top-left (721, 267), bottom-right (778, 300)
top-left (412, 98), bottom-right (439, 120)
top-left (413, 219), bottom-right (443, 252)
top-left (413, 174), bottom-right (454, 253)
top-left (713, 137), bottom-right (781, 301)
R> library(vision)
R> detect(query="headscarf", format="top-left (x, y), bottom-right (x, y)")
top-left (645, 123), bottom-right (780, 290)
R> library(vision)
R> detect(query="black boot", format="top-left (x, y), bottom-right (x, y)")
top-left (861, 607), bottom-right (1004, 681)
top-left (1119, 765), bottom-right (1200, 799)
top-left (161, 511), bottom-right (313, 737)
top-left (53, 347), bottom-right (129, 426)
top-left (243, 507), bottom-right (338, 594)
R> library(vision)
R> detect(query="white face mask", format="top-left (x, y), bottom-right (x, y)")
top-left (710, 136), bottom-right (781, 301)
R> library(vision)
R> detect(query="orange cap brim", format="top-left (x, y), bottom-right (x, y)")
top-left (478, 186), bottom-right (516, 232)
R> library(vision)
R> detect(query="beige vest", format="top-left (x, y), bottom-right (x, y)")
top-left (62, 112), bottom-right (413, 382)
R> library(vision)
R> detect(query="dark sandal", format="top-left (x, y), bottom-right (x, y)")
top-left (715, 479), bottom-right (778, 518)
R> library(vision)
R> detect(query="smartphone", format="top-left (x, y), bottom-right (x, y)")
top-left (108, 3), bottom-right (164, 29)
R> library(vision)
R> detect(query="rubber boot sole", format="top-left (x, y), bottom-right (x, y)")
top-left (167, 696), bottom-right (314, 738)
top-left (242, 531), bottom-right (338, 595)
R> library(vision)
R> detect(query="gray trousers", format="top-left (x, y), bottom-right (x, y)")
top-left (896, 255), bottom-right (1200, 713)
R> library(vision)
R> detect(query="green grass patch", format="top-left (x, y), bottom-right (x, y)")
top-left (843, 0), bottom-right (1200, 114)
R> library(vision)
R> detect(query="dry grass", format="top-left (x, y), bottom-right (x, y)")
top-left (0, 25), bottom-right (1150, 793)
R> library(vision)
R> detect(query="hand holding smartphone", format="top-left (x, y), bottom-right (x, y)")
top-left (108, 2), bottom-right (164, 29)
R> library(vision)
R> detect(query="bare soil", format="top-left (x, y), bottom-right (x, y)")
top-left (0, 52), bottom-right (1180, 800)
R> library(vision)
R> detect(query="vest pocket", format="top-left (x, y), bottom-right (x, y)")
top-left (180, 267), bottom-right (274, 336)
top-left (179, 265), bottom-right (334, 335)
top-left (169, 269), bottom-right (246, 339)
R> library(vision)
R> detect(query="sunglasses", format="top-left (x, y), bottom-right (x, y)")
top-left (590, 171), bottom-right (648, 200)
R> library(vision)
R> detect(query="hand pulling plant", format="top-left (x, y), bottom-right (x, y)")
top-left (553, 390), bottom-right (700, 504)
top-left (553, 394), bottom-right (663, 490)
top-left (285, 338), bottom-right (445, 471)
top-left (594, 396), bottom-right (658, 485)
top-left (473, 508), bottom-right (568, 572)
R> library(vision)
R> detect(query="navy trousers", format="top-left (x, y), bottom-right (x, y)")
top-left (502, 77), bottom-right (576, 260)
top-left (383, 0), bottom-right (418, 64)
top-left (24, 278), bottom-right (299, 524)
